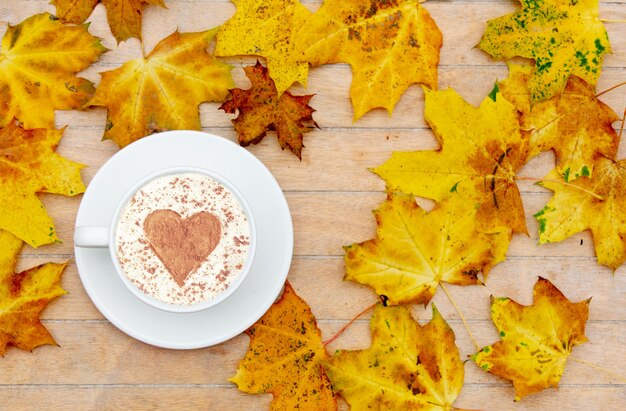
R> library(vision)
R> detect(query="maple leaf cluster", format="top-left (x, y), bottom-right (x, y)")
top-left (0, 0), bottom-right (621, 408)
top-left (232, 0), bottom-right (621, 407)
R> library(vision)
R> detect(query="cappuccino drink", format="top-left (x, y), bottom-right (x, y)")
top-left (114, 172), bottom-right (251, 306)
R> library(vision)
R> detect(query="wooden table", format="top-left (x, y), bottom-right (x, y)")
top-left (1, 0), bottom-right (625, 409)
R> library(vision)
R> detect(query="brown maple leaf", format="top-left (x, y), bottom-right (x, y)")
top-left (51, 0), bottom-right (166, 43)
top-left (0, 230), bottom-right (67, 355)
top-left (220, 61), bottom-right (317, 160)
top-left (231, 281), bottom-right (336, 410)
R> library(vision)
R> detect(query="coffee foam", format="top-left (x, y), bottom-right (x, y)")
top-left (115, 172), bottom-right (250, 306)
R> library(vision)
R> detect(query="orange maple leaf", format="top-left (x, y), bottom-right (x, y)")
top-left (231, 282), bottom-right (336, 410)
top-left (51, 0), bottom-right (166, 43)
top-left (472, 277), bottom-right (590, 400)
top-left (374, 88), bottom-right (529, 234)
top-left (325, 304), bottom-right (464, 409)
top-left (499, 64), bottom-right (619, 181)
top-left (88, 28), bottom-right (233, 147)
top-left (0, 230), bottom-right (67, 356)
top-left (220, 62), bottom-right (317, 159)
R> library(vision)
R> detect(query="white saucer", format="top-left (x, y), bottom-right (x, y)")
top-left (74, 131), bottom-right (293, 349)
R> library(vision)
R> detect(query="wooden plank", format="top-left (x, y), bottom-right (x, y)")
top-left (27, 191), bottom-right (626, 263)
top-left (49, 64), bottom-right (626, 133)
top-left (0, 384), bottom-right (623, 411)
top-left (17, 255), bottom-right (625, 321)
top-left (0, 321), bottom-right (622, 385)
top-left (0, 386), bottom-right (272, 410)
top-left (51, 126), bottom-right (626, 195)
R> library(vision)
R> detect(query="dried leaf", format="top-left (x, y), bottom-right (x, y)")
top-left (374, 88), bottom-right (529, 234)
top-left (295, 0), bottom-right (442, 119)
top-left (220, 61), bottom-right (317, 159)
top-left (325, 304), bottom-right (463, 410)
top-left (472, 277), bottom-right (590, 400)
top-left (0, 121), bottom-right (85, 247)
top-left (51, 0), bottom-right (166, 43)
top-left (478, 0), bottom-right (611, 102)
top-left (215, 0), bottom-right (311, 95)
top-left (535, 157), bottom-right (626, 270)
top-left (500, 64), bottom-right (619, 181)
top-left (231, 282), bottom-right (336, 410)
top-left (0, 230), bottom-right (67, 356)
top-left (0, 13), bottom-right (106, 129)
top-left (88, 29), bottom-right (233, 147)
top-left (344, 193), bottom-right (510, 305)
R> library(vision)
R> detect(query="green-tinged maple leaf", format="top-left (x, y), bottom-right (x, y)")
top-left (344, 193), bottom-right (510, 305)
top-left (535, 157), bottom-right (626, 270)
top-left (374, 87), bottom-right (529, 234)
top-left (0, 13), bottom-right (106, 129)
top-left (500, 64), bottom-right (619, 181)
top-left (478, 0), bottom-right (611, 102)
top-left (0, 230), bottom-right (67, 355)
top-left (472, 277), bottom-right (590, 400)
top-left (215, 0), bottom-right (311, 95)
top-left (295, 0), bottom-right (442, 119)
top-left (220, 61), bottom-right (317, 159)
top-left (231, 282), bottom-right (336, 410)
top-left (0, 120), bottom-right (85, 247)
top-left (51, 0), bottom-right (166, 43)
top-left (325, 304), bottom-right (463, 410)
top-left (88, 29), bottom-right (233, 147)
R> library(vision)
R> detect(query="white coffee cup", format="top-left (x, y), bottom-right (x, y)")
top-left (74, 166), bottom-right (256, 314)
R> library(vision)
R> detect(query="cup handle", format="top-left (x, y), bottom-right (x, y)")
top-left (74, 226), bottom-right (109, 248)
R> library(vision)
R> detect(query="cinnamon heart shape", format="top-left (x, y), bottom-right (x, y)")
top-left (143, 210), bottom-right (221, 287)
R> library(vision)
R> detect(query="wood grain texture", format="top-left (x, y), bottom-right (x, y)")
top-left (1, 0), bottom-right (624, 409)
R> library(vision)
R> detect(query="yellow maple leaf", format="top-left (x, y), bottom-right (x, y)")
top-left (472, 277), bottom-right (590, 400)
top-left (344, 193), bottom-right (510, 305)
top-left (500, 64), bottom-right (619, 181)
top-left (478, 0), bottom-right (611, 102)
top-left (0, 120), bottom-right (85, 248)
top-left (231, 282), bottom-right (336, 410)
top-left (51, 0), bottom-right (166, 43)
top-left (0, 13), bottom-right (106, 129)
top-left (535, 157), bottom-right (626, 270)
top-left (374, 88), bottom-right (529, 234)
top-left (0, 230), bottom-right (67, 356)
top-left (325, 304), bottom-right (463, 410)
top-left (215, 0), bottom-right (311, 95)
top-left (89, 29), bottom-right (234, 147)
top-left (295, 0), bottom-right (442, 120)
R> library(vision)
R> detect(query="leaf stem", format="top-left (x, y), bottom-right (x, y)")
top-left (619, 108), bottom-right (625, 140)
top-left (570, 356), bottom-right (626, 383)
top-left (595, 81), bottom-right (626, 98)
top-left (515, 176), bottom-right (604, 200)
top-left (440, 283), bottom-right (480, 352)
top-left (323, 302), bottom-right (377, 346)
